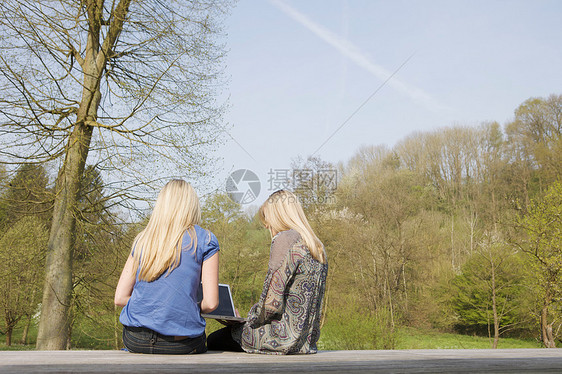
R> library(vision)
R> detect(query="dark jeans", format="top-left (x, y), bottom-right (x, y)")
top-left (207, 326), bottom-right (244, 352)
top-left (122, 325), bottom-right (207, 354)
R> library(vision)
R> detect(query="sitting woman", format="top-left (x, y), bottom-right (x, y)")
top-left (115, 179), bottom-right (220, 354)
top-left (208, 189), bottom-right (328, 354)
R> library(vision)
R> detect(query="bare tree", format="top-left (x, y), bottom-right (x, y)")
top-left (0, 0), bottom-right (229, 349)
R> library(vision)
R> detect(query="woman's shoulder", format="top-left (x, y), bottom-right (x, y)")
top-left (269, 230), bottom-right (302, 270)
top-left (272, 229), bottom-right (301, 245)
top-left (190, 225), bottom-right (219, 260)
top-left (182, 225), bottom-right (219, 249)
top-left (192, 225), bottom-right (217, 239)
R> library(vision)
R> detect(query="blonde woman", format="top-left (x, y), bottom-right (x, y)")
top-left (207, 189), bottom-right (328, 354)
top-left (115, 180), bottom-right (219, 354)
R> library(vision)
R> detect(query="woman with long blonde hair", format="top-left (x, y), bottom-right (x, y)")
top-left (208, 190), bottom-right (328, 354)
top-left (115, 179), bottom-right (220, 354)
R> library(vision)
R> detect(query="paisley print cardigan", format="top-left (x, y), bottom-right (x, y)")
top-left (231, 229), bottom-right (328, 354)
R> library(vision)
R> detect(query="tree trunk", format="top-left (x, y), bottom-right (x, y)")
top-left (36, 123), bottom-right (93, 350)
top-left (541, 304), bottom-right (556, 348)
top-left (491, 263), bottom-right (499, 349)
top-left (66, 317), bottom-right (73, 350)
top-left (20, 315), bottom-right (31, 345)
top-left (114, 304), bottom-right (119, 349)
top-left (5, 327), bottom-right (12, 346)
top-left (451, 214), bottom-right (455, 270)
top-left (386, 277), bottom-right (395, 329)
top-left (491, 189), bottom-right (498, 232)
top-left (21, 286), bottom-right (38, 345)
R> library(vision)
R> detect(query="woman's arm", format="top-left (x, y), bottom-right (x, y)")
top-left (200, 252), bottom-right (219, 313)
top-left (115, 255), bottom-right (136, 307)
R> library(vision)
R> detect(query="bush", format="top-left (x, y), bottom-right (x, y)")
top-left (318, 307), bottom-right (397, 350)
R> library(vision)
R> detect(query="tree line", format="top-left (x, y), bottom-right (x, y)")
top-left (307, 93), bottom-right (562, 348)
top-left (0, 93), bottom-right (560, 349)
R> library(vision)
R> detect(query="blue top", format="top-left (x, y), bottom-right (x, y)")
top-left (119, 225), bottom-right (219, 337)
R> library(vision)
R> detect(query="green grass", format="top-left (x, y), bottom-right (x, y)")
top-left (0, 343), bottom-right (36, 351)
top-left (395, 327), bottom-right (543, 350)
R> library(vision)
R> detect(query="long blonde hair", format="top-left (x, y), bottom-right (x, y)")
top-left (132, 179), bottom-right (201, 282)
top-left (259, 190), bottom-right (326, 264)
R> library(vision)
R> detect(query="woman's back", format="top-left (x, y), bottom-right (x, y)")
top-left (234, 229), bottom-right (328, 354)
top-left (120, 225), bottom-right (219, 337)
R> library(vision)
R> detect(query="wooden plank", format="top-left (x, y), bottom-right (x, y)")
top-left (1, 349), bottom-right (562, 373)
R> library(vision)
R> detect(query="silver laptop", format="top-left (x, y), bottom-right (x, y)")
top-left (197, 283), bottom-right (246, 322)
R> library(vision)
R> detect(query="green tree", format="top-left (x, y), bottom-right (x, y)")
top-left (504, 94), bottom-right (562, 210)
top-left (0, 164), bottom-right (52, 345)
top-left (0, 164), bottom-right (51, 229)
top-left (201, 193), bottom-right (269, 310)
top-left (70, 165), bottom-right (126, 349)
top-left (516, 181), bottom-right (562, 347)
top-left (0, 216), bottom-right (48, 345)
top-left (449, 234), bottom-right (528, 347)
top-left (512, 95), bottom-right (562, 185)
top-left (337, 146), bottom-right (435, 319)
top-left (0, 0), bottom-right (229, 349)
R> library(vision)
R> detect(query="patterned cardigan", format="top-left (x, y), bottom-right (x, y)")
top-left (231, 229), bottom-right (328, 354)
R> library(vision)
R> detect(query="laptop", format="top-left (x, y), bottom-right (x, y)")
top-left (197, 283), bottom-right (246, 322)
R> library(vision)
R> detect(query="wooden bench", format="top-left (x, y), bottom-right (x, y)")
top-left (2, 349), bottom-right (562, 373)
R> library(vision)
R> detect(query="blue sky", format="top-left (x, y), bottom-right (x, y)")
top-left (213, 0), bottom-right (562, 205)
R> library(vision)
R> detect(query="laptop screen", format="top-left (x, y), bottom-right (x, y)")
top-left (197, 283), bottom-right (236, 317)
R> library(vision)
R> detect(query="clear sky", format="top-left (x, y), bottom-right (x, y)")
top-left (212, 0), bottom-right (562, 206)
